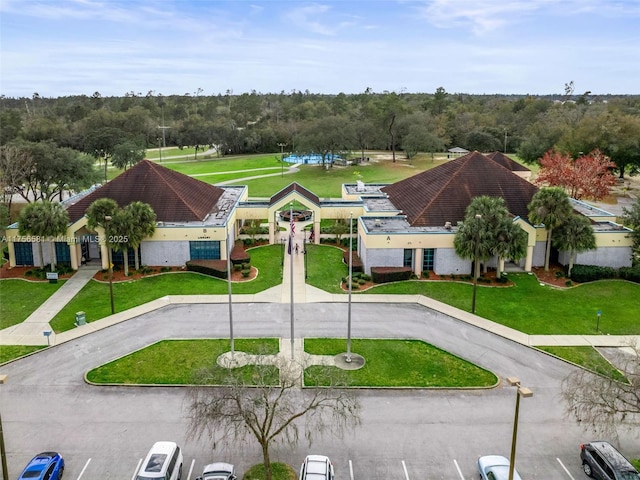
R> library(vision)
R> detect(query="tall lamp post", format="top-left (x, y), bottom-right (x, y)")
top-left (471, 214), bottom-right (482, 314)
top-left (104, 215), bottom-right (115, 315)
top-left (346, 212), bottom-right (354, 362)
top-left (506, 377), bottom-right (533, 480)
top-left (226, 223), bottom-right (235, 362)
top-left (0, 375), bottom-right (8, 480)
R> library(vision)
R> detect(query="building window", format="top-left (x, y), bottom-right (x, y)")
top-left (54, 242), bottom-right (71, 264)
top-left (423, 248), bottom-right (435, 271)
top-left (14, 242), bottom-right (34, 266)
top-left (403, 249), bottom-right (413, 268)
top-left (189, 241), bottom-right (221, 260)
top-left (111, 248), bottom-right (139, 267)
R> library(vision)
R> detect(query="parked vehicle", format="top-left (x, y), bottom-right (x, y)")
top-left (477, 455), bottom-right (523, 480)
top-left (196, 462), bottom-right (236, 480)
top-left (136, 441), bottom-right (183, 480)
top-left (299, 455), bottom-right (334, 480)
top-left (17, 452), bottom-right (65, 480)
top-left (580, 441), bottom-right (640, 479)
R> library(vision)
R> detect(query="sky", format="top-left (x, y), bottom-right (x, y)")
top-left (1, 0), bottom-right (639, 98)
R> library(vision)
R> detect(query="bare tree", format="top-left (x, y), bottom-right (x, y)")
top-left (186, 357), bottom-right (360, 480)
top-left (561, 342), bottom-right (640, 438)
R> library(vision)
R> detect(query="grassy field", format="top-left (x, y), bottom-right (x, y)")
top-left (305, 244), bottom-right (347, 293)
top-left (0, 345), bottom-right (46, 364)
top-left (50, 245), bottom-right (282, 332)
top-left (86, 338), bottom-right (279, 384)
top-left (536, 346), bottom-right (627, 381)
top-left (304, 338), bottom-right (498, 387)
top-left (364, 274), bottom-right (640, 335)
top-left (0, 279), bottom-right (64, 330)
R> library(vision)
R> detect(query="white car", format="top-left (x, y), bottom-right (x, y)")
top-left (299, 455), bottom-right (334, 480)
top-left (196, 462), bottom-right (236, 480)
top-left (477, 455), bottom-right (523, 480)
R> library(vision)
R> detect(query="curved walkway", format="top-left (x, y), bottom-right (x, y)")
top-left (0, 237), bottom-right (637, 350)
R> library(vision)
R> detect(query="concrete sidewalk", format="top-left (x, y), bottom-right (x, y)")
top-left (0, 251), bottom-right (637, 351)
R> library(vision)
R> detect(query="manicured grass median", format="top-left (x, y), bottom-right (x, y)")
top-left (50, 245), bottom-right (282, 333)
top-left (0, 279), bottom-right (64, 330)
top-left (304, 338), bottom-right (498, 388)
top-left (86, 338), bottom-right (279, 385)
top-left (536, 346), bottom-right (628, 382)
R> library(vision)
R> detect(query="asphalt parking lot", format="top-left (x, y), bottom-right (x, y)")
top-left (2, 302), bottom-right (637, 479)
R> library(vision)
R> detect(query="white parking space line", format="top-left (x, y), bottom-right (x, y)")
top-left (187, 458), bottom-right (195, 480)
top-left (557, 458), bottom-right (576, 479)
top-left (401, 460), bottom-right (410, 480)
top-left (348, 459), bottom-right (354, 480)
top-left (131, 458), bottom-right (143, 480)
top-left (75, 458), bottom-right (91, 480)
top-left (453, 459), bottom-right (465, 480)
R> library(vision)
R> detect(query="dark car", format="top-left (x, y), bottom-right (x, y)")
top-left (18, 452), bottom-right (65, 480)
top-left (580, 441), bottom-right (640, 480)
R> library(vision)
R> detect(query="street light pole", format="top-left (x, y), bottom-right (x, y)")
top-left (104, 216), bottom-right (115, 315)
top-left (471, 214), bottom-right (482, 314)
top-left (346, 212), bottom-right (353, 362)
top-left (226, 223), bottom-right (235, 362)
top-left (507, 377), bottom-right (533, 480)
top-left (0, 375), bottom-right (8, 480)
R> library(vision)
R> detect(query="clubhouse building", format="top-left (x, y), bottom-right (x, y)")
top-left (5, 153), bottom-right (633, 276)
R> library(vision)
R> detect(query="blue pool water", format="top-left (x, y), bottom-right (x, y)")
top-left (283, 153), bottom-right (342, 164)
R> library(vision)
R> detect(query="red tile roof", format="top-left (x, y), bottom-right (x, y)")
top-left (381, 151), bottom-right (539, 227)
top-left (485, 151), bottom-right (531, 172)
top-left (66, 160), bottom-right (224, 223)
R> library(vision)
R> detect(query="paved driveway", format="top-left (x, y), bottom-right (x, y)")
top-left (1, 302), bottom-right (636, 479)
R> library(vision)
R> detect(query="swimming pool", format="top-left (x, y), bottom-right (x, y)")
top-left (283, 153), bottom-right (342, 164)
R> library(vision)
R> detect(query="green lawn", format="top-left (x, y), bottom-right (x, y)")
top-left (50, 244), bottom-right (283, 332)
top-left (536, 346), bottom-right (627, 382)
top-left (365, 274), bottom-right (640, 335)
top-left (304, 338), bottom-right (498, 387)
top-left (0, 345), bottom-right (46, 364)
top-left (86, 338), bottom-right (279, 384)
top-left (305, 244), bottom-right (347, 293)
top-left (0, 279), bottom-right (65, 330)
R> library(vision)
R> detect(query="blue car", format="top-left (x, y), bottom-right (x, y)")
top-left (18, 452), bottom-right (65, 480)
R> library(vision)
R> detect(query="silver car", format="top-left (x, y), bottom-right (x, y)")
top-left (196, 462), bottom-right (236, 480)
top-left (477, 455), bottom-right (523, 480)
top-left (299, 455), bottom-right (334, 480)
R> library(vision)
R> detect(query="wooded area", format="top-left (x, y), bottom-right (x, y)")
top-left (1, 88), bottom-right (640, 213)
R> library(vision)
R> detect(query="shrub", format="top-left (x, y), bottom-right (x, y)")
top-left (160, 266), bottom-right (171, 273)
top-left (234, 264), bottom-right (242, 271)
top-left (565, 280), bottom-right (572, 287)
top-left (495, 275), bottom-right (508, 284)
top-left (370, 266), bottom-right (412, 284)
top-left (358, 279), bottom-right (366, 285)
top-left (555, 270), bottom-right (564, 278)
top-left (342, 250), bottom-right (363, 273)
top-left (570, 265), bottom-right (617, 283)
top-left (230, 242), bottom-right (250, 266)
top-left (241, 269), bottom-right (251, 278)
top-left (619, 266), bottom-right (640, 283)
top-left (350, 282), bottom-right (360, 290)
top-left (186, 259), bottom-right (227, 279)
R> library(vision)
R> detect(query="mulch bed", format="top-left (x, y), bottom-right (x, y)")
top-left (0, 262), bottom-right (258, 283)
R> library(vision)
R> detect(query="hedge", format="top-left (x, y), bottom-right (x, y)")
top-left (570, 264), bottom-right (640, 284)
top-left (186, 259), bottom-right (227, 279)
top-left (230, 242), bottom-right (251, 266)
top-left (370, 266), bottom-right (412, 284)
top-left (342, 250), bottom-right (364, 273)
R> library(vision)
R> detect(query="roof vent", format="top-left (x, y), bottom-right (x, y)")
top-left (375, 219), bottom-right (381, 227)
top-left (356, 180), bottom-right (365, 192)
top-left (445, 221), bottom-right (452, 230)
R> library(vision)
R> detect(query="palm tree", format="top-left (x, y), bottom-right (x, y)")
top-left (107, 209), bottom-right (135, 276)
top-left (19, 201), bottom-right (70, 271)
top-left (553, 214), bottom-right (596, 277)
top-left (464, 196), bottom-right (510, 274)
top-left (494, 219), bottom-right (528, 277)
top-left (454, 212), bottom-right (492, 313)
top-left (124, 201), bottom-right (156, 271)
top-left (528, 187), bottom-right (573, 271)
top-left (86, 198), bottom-right (119, 232)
